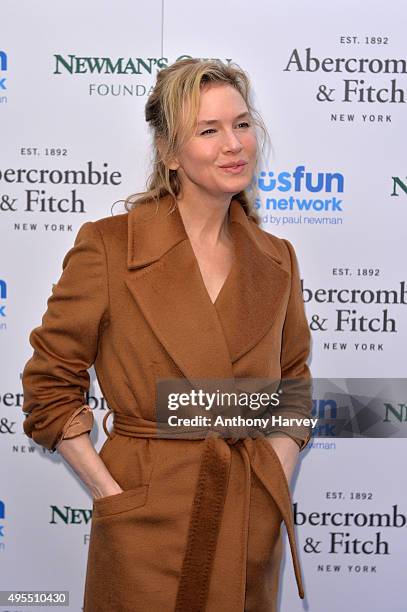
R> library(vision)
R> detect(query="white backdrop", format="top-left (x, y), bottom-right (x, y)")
top-left (1, 1), bottom-right (406, 610)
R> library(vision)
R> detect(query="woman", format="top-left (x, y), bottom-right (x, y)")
top-left (22, 59), bottom-right (312, 611)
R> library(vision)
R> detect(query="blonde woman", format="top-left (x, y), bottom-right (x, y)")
top-left (22, 59), bottom-right (312, 611)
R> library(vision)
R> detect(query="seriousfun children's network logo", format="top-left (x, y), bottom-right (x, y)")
top-left (254, 165), bottom-right (345, 227)
top-left (0, 50), bottom-right (7, 104)
top-left (0, 499), bottom-right (5, 551)
top-left (0, 279), bottom-right (6, 331)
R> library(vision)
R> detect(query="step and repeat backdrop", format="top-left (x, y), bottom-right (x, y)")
top-left (1, 0), bottom-right (406, 610)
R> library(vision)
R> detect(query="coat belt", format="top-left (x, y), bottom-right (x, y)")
top-left (102, 409), bottom-right (305, 610)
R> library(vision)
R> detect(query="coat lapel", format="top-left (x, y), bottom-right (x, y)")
top-left (124, 194), bottom-right (290, 385)
top-left (215, 200), bottom-right (290, 363)
top-left (125, 194), bottom-right (234, 384)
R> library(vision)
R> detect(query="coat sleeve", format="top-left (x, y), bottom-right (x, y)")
top-left (267, 238), bottom-right (313, 451)
top-left (21, 221), bottom-right (110, 452)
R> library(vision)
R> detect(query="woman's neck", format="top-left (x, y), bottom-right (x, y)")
top-left (175, 194), bottom-right (233, 247)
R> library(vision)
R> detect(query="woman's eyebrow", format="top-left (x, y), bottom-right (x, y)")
top-left (197, 111), bottom-right (251, 126)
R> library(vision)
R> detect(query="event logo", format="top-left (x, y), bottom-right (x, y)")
top-left (391, 175), bottom-right (407, 198)
top-left (53, 54), bottom-right (231, 75)
top-left (0, 499), bottom-right (4, 551)
top-left (284, 47), bottom-right (406, 105)
top-left (255, 165), bottom-right (345, 226)
top-left (52, 54), bottom-right (232, 97)
top-left (0, 50), bottom-right (7, 104)
top-left (0, 279), bottom-right (6, 330)
top-left (283, 46), bottom-right (405, 125)
top-left (0, 417), bottom-right (15, 435)
top-left (312, 398), bottom-right (337, 438)
top-left (0, 161), bottom-right (122, 214)
top-left (383, 402), bottom-right (407, 424)
top-left (54, 55), bottom-right (168, 75)
top-left (307, 379), bottom-right (407, 440)
top-left (302, 280), bottom-right (406, 336)
top-left (295, 502), bottom-right (406, 565)
top-left (50, 505), bottom-right (92, 525)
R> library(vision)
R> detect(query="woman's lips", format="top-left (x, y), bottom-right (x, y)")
top-left (219, 163), bottom-right (248, 174)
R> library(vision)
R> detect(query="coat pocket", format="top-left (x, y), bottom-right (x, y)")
top-left (98, 431), bottom-right (157, 487)
top-left (92, 485), bottom-right (149, 518)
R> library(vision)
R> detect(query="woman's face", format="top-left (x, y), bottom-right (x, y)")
top-left (171, 83), bottom-right (258, 200)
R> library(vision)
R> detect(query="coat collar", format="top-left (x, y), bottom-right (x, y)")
top-left (125, 194), bottom-right (289, 384)
top-left (127, 193), bottom-right (283, 269)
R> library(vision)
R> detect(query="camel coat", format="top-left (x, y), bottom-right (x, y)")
top-left (21, 194), bottom-right (312, 611)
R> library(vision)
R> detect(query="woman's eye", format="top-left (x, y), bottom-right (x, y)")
top-left (201, 128), bottom-right (216, 135)
top-left (200, 122), bottom-right (251, 136)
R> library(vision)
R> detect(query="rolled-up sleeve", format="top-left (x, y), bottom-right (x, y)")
top-left (267, 238), bottom-right (313, 451)
top-left (21, 221), bottom-right (109, 452)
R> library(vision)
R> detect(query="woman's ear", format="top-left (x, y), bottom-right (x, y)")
top-left (167, 157), bottom-right (180, 171)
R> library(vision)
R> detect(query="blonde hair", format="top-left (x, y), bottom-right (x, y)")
top-left (123, 58), bottom-right (271, 225)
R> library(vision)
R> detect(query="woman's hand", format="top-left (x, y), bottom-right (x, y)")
top-left (55, 432), bottom-right (123, 501)
top-left (93, 482), bottom-right (124, 501)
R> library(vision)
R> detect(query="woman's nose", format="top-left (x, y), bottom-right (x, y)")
top-left (222, 131), bottom-right (243, 152)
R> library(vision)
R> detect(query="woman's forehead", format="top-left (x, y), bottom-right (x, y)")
top-left (197, 85), bottom-right (248, 117)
